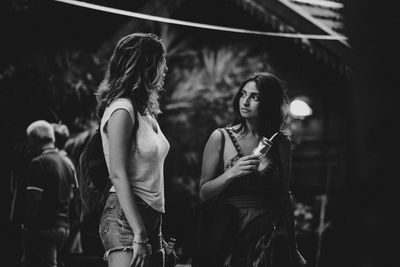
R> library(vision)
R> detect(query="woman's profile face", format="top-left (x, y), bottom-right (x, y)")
top-left (239, 81), bottom-right (260, 119)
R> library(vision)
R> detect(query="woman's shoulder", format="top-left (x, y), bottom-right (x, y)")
top-left (229, 124), bottom-right (241, 131)
top-left (102, 98), bottom-right (136, 125)
top-left (212, 125), bottom-right (236, 137)
top-left (107, 98), bottom-right (135, 114)
top-left (206, 128), bottom-right (228, 147)
top-left (109, 97), bottom-right (133, 108)
top-left (209, 128), bottom-right (225, 139)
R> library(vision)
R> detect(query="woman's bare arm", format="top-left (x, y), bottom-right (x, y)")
top-left (107, 109), bottom-right (147, 241)
top-left (200, 130), bottom-right (259, 201)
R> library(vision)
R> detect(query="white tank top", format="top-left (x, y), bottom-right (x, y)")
top-left (100, 98), bottom-right (170, 213)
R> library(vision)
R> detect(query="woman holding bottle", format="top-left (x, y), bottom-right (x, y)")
top-left (194, 72), bottom-right (305, 267)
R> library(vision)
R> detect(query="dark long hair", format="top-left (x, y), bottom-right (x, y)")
top-left (96, 33), bottom-right (166, 118)
top-left (230, 72), bottom-right (288, 138)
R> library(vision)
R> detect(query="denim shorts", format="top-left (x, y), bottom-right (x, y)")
top-left (99, 193), bottom-right (163, 260)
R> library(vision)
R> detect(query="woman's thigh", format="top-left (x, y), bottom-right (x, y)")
top-left (99, 193), bottom-right (162, 260)
top-left (107, 250), bottom-right (132, 267)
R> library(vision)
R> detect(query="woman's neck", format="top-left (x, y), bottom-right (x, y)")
top-left (244, 119), bottom-right (260, 137)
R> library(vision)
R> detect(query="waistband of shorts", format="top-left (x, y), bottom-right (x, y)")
top-left (107, 192), bottom-right (148, 205)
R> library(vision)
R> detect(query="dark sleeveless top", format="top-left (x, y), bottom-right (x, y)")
top-left (220, 127), bottom-right (281, 207)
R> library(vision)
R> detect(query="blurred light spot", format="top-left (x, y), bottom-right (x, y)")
top-left (290, 99), bottom-right (313, 118)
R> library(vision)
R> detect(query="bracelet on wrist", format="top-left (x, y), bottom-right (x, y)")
top-left (133, 239), bottom-right (149, 245)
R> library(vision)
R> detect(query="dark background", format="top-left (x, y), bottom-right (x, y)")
top-left (1, 0), bottom-right (399, 266)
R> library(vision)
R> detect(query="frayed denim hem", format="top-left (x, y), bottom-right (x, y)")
top-left (103, 245), bottom-right (133, 260)
top-left (103, 246), bottom-right (166, 261)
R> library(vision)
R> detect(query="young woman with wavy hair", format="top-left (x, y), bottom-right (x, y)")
top-left (96, 33), bottom-right (169, 267)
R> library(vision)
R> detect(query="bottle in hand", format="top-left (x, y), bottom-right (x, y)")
top-left (252, 137), bottom-right (272, 171)
top-left (252, 132), bottom-right (279, 172)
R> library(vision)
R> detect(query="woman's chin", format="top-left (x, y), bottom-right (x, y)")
top-left (240, 113), bottom-right (255, 119)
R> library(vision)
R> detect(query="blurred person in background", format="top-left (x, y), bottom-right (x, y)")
top-left (22, 120), bottom-right (77, 267)
top-left (52, 122), bottom-right (82, 256)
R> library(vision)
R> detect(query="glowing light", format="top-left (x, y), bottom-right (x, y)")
top-left (290, 99), bottom-right (313, 117)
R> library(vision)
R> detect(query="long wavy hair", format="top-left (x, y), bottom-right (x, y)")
top-left (230, 72), bottom-right (289, 138)
top-left (96, 33), bottom-right (166, 118)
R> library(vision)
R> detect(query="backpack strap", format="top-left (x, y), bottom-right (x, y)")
top-left (225, 127), bottom-right (244, 157)
top-left (132, 107), bottom-right (139, 132)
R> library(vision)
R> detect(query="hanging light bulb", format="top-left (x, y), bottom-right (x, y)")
top-left (290, 99), bottom-right (313, 118)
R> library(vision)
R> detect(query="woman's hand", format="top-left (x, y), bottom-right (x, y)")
top-left (130, 242), bottom-right (152, 267)
top-left (226, 154), bottom-right (260, 180)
